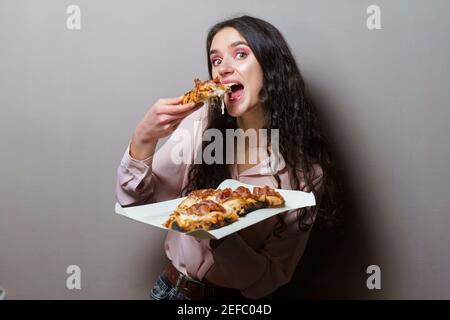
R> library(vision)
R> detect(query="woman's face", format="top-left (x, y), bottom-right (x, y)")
top-left (210, 27), bottom-right (264, 117)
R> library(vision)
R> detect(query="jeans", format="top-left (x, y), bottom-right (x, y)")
top-left (149, 273), bottom-right (190, 300)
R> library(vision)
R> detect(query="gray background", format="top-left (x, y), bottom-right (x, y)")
top-left (1, 0), bottom-right (449, 299)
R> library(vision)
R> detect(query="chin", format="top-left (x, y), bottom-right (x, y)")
top-left (225, 97), bottom-right (251, 117)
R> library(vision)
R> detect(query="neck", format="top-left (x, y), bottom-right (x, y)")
top-left (236, 103), bottom-right (266, 132)
top-left (236, 104), bottom-right (269, 165)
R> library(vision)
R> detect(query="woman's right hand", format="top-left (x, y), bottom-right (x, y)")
top-left (130, 96), bottom-right (203, 160)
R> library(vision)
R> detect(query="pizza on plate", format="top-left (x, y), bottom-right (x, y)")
top-left (163, 185), bottom-right (285, 232)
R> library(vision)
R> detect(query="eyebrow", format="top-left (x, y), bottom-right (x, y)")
top-left (209, 41), bottom-right (249, 55)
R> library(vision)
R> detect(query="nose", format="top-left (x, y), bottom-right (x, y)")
top-left (217, 56), bottom-right (235, 77)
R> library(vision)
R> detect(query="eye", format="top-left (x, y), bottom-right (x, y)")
top-left (235, 51), bottom-right (248, 59)
top-left (211, 58), bottom-right (222, 66)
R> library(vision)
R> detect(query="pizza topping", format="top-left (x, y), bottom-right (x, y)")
top-left (185, 200), bottom-right (226, 216)
top-left (214, 188), bottom-right (233, 202)
top-left (190, 188), bottom-right (216, 199)
top-left (233, 186), bottom-right (255, 199)
top-left (253, 186), bottom-right (282, 197)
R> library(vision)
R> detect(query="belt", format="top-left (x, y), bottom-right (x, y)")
top-left (164, 262), bottom-right (247, 300)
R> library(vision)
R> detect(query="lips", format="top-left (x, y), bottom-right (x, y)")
top-left (221, 79), bottom-right (243, 86)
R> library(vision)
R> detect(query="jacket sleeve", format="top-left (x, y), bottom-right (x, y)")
top-left (206, 165), bottom-right (324, 299)
top-left (115, 106), bottom-right (206, 206)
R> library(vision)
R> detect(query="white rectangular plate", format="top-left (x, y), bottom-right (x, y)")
top-left (115, 179), bottom-right (316, 240)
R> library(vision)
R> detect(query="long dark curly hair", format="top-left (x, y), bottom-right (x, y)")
top-left (181, 15), bottom-right (342, 233)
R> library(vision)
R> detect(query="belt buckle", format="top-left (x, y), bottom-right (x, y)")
top-left (177, 273), bottom-right (205, 299)
top-left (174, 272), bottom-right (185, 292)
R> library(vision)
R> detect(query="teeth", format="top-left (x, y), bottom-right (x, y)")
top-left (224, 82), bottom-right (239, 89)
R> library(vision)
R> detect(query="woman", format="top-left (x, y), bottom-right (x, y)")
top-left (116, 15), bottom-right (340, 300)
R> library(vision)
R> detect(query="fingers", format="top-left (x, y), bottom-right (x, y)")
top-left (158, 101), bottom-right (204, 115)
top-left (157, 101), bottom-right (194, 114)
top-left (162, 118), bottom-right (183, 131)
top-left (157, 103), bottom-right (203, 124)
top-left (158, 96), bottom-right (184, 105)
top-left (164, 102), bottom-right (195, 115)
top-left (170, 102), bottom-right (204, 119)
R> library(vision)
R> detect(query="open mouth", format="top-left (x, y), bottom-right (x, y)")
top-left (228, 84), bottom-right (244, 102)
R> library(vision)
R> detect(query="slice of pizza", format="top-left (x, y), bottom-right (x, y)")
top-left (181, 76), bottom-right (237, 114)
top-left (252, 186), bottom-right (285, 207)
top-left (163, 200), bottom-right (239, 232)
